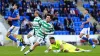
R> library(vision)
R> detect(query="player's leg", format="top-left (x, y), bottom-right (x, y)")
top-left (12, 26), bottom-right (25, 50)
top-left (24, 37), bottom-right (43, 55)
top-left (63, 43), bottom-right (77, 52)
top-left (21, 30), bottom-right (35, 51)
top-left (86, 28), bottom-right (96, 48)
top-left (7, 26), bottom-right (18, 42)
top-left (79, 28), bottom-right (88, 42)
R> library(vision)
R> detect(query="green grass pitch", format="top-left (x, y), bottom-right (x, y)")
top-left (0, 45), bottom-right (100, 56)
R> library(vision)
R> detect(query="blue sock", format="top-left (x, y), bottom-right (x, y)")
top-left (20, 42), bottom-right (23, 46)
top-left (82, 37), bottom-right (88, 41)
top-left (88, 38), bottom-right (94, 45)
top-left (8, 35), bottom-right (17, 42)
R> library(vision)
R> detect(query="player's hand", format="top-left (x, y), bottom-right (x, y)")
top-left (56, 49), bottom-right (61, 53)
top-left (80, 25), bottom-right (84, 28)
top-left (44, 50), bottom-right (48, 53)
top-left (53, 50), bottom-right (61, 53)
top-left (82, 22), bottom-right (85, 25)
top-left (53, 50), bottom-right (57, 53)
top-left (8, 17), bottom-right (13, 21)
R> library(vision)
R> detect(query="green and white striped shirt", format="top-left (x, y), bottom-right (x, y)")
top-left (36, 20), bottom-right (54, 38)
top-left (32, 16), bottom-right (41, 31)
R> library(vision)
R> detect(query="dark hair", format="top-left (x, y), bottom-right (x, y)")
top-left (46, 14), bottom-right (53, 20)
top-left (49, 37), bottom-right (55, 40)
top-left (12, 3), bottom-right (19, 8)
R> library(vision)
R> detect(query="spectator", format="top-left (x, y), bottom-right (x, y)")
top-left (22, 1), bottom-right (27, 12)
top-left (89, 0), bottom-right (94, 8)
top-left (75, 8), bottom-right (78, 16)
top-left (50, 6), bottom-right (54, 15)
top-left (93, 22), bottom-right (97, 34)
top-left (19, 7), bottom-right (24, 16)
top-left (75, 0), bottom-right (77, 4)
top-left (64, 17), bottom-right (75, 35)
top-left (53, 11), bottom-right (58, 21)
top-left (63, 7), bottom-right (68, 16)
top-left (26, 6), bottom-right (32, 13)
top-left (43, 8), bottom-right (48, 18)
top-left (20, 18), bottom-right (30, 34)
top-left (37, 0), bottom-right (41, 11)
top-left (59, 8), bottom-right (63, 16)
top-left (70, 9), bottom-right (75, 17)
top-left (53, 20), bottom-right (64, 31)
top-left (94, 0), bottom-right (97, 8)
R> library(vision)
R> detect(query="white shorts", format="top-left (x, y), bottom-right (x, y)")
top-left (8, 25), bottom-right (19, 35)
top-left (35, 36), bottom-right (43, 44)
top-left (28, 29), bottom-right (35, 36)
top-left (24, 35), bottom-right (43, 45)
top-left (80, 28), bottom-right (90, 35)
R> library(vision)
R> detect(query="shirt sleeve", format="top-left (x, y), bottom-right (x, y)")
top-left (86, 14), bottom-right (90, 20)
top-left (39, 20), bottom-right (43, 25)
top-left (49, 45), bottom-right (52, 49)
top-left (15, 10), bottom-right (19, 16)
top-left (58, 40), bottom-right (63, 45)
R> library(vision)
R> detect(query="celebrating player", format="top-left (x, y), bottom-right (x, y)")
top-left (20, 10), bottom-right (42, 51)
top-left (24, 14), bottom-right (54, 55)
top-left (44, 37), bottom-right (91, 53)
top-left (6, 3), bottom-right (24, 47)
top-left (79, 10), bottom-right (95, 48)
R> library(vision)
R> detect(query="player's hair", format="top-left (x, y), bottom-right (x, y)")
top-left (46, 14), bottom-right (53, 20)
top-left (35, 10), bottom-right (40, 15)
top-left (49, 37), bottom-right (55, 40)
top-left (12, 3), bottom-right (19, 8)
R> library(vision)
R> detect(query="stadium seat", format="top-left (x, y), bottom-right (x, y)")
top-left (72, 17), bottom-right (80, 22)
top-left (75, 31), bottom-right (80, 35)
top-left (20, 16), bottom-right (24, 21)
top-left (54, 31), bottom-right (69, 35)
top-left (58, 17), bottom-right (66, 24)
top-left (97, 4), bottom-right (100, 8)
top-left (83, 3), bottom-right (90, 8)
top-left (25, 16), bottom-right (30, 20)
top-left (53, 2), bottom-right (59, 8)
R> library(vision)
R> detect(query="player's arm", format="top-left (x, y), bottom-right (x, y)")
top-left (8, 15), bottom-right (20, 21)
top-left (30, 19), bottom-right (42, 26)
top-left (44, 45), bottom-right (52, 53)
top-left (8, 11), bottom-right (20, 20)
top-left (55, 40), bottom-right (64, 53)
top-left (44, 25), bottom-right (54, 35)
top-left (82, 17), bottom-right (90, 25)
top-left (29, 22), bottom-right (39, 26)
top-left (44, 31), bottom-right (54, 35)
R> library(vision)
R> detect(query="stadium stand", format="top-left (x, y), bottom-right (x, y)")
top-left (0, 0), bottom-right (99, 35)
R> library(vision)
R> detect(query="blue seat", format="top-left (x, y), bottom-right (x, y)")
top-left (75, 31), bottom-right (80, 35)
top-left (25, 16), bottom-right (30, 20)
top-left (97, 4), bottom-right (100, 8)
top-left (20, 16), bottom-right (24, 21)
top-left (58, 17), bottom-right (66, 24)
top-left (54, 8), bottom-right (59, 10)
top-left (83, 3), bottom-right (90, 8)
top-left (72, 17), bottom-right (80, 22)
top-left (53, 2), bottom-right (59, 8)
top-left (54, 31), bottom-right (69, 35)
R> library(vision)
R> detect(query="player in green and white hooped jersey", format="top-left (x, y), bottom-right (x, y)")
top-left (24, 14), bottom-right (54, 55)
top-left (20, 11), bottom-right (42, 51)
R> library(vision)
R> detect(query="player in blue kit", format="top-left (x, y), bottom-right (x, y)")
top-left (6, 3), bottom-right (24, 48)
top-left (79, 10), bottom-right (96, 48)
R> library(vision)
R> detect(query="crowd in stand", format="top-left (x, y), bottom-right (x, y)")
top-left (0, 0), bottom-right (100, 34)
